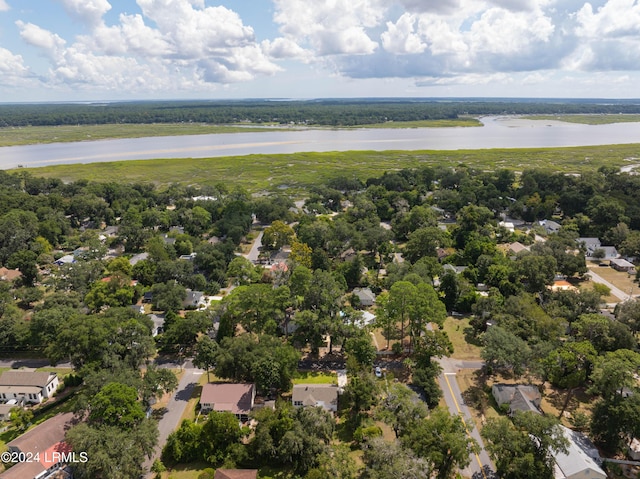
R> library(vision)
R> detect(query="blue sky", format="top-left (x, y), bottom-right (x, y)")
top-left (1, 0), bottom-right (639, 102)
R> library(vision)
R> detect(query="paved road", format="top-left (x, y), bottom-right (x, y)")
top-left (0, 358), bottom-right (72, 368)
top-left (586, 268), bottom-right (632, 301)
top-left (144, 361), bottom-right (204, 476)
top-left (435, 355), bottom-right (496, 479)
top-left (244, 231), bottom-right (264, 263)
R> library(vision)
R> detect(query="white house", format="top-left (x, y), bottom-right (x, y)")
top-left (0, 371), bottom-right (59, 405)
top-left (554, 426), bottom-right (606, 479)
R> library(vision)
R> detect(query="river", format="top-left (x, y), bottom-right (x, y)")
top-left (1, 116), bottom-right (640, 169)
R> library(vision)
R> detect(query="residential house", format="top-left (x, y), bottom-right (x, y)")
top-left (270, 249), bottom-right (290, 264)
top-left (1, 412), bottom-right (75, 479)
top-left (550, 280), bottom-right (578, 293)
top-left (508, 242), bottom-right (530, 255)
top-left (610, 258), bottom-right (636, 273)
top-left (129, 252), bottom-right (149, 266)
top-left (53, 255), bottom-right (74, 266)
top-left (499, 221), bottom-right (515, 233)
top-left (577, 238), bottom-right (619, 260)
top-left (213, 470), bottom-right (258, 479)
top-left (292, 384), bottom-right (339, 413)
top-left (352, 287), bottom-right (376, 307)
top-left (491, 384), bottom-right (541, 416)
top-left (539, 220), bottom-right (562, 234)
top-left (443, 264), bottom-right (467, 275)
top-left (0, 267), bottom-right (22, 282)
top-left (554, 426), bottom-right (606, 479)
top-left (200, 383), bottom-right (255, 421)
top-left (0, 371), bottom-right (59, 405)
top-left (184, 289), bottom-right (206, 309)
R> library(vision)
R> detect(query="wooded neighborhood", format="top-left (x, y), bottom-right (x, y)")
top-left (1, 158), bottom-right (640, 479)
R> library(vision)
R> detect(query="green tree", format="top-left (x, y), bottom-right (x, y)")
top-left (589, 349), bottom-right (640, 400)
top-left (262, 220), bottom-right (295, 251)
top-left (402, 407), bottom-right (478, 479)
top-left (89, 383), bottom-right (145, 430)
top-left (66, 420), bottom-right (158, 479)
top-left (201, 411), bottom-right (243, 464)
top-left (193, 335), bottom-right (219, 382)
top-left (361, 437), bottom-right (432, 479)
top-left (482, 412), bottom-right (568, 479)
top-left (226, 256), bottom-right (260, 286)
top-left (378, 382), bottom-right (428, 438)
top-left (481, 326), bottom-right (531, 376)
top-left (344, 330), bottom-right (377, 367)
top-left (542, 341), bottom-right (597, 416)
top-left (403, 227), bottom-right (450, 263)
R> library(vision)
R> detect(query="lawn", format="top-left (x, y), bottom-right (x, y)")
top-left (292, 371), bottom-right (337, 385)
top-left (587, 264), bottom-right (638, 300)
top-left (442, 316), bottom-right (483, 361)
top-left (19, 143), bottom-right (640, 194)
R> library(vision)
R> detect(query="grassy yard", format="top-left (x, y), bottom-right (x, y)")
top-left (587, 264), bottom-right (638, 300)
top-left (19, 143), bottom-right (640, 194)
top-left (292, 371), bottom-right (337, 385)
top-left (442, 316), bottom-right (483, 361)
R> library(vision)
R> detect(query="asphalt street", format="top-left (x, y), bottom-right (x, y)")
top-left (435, 356), bottom-right (496, 479)
top-left (143, 361), bottom-right (204, 477)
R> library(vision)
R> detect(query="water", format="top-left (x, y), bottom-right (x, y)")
top-left (1, 116), bottom-right (640, 169)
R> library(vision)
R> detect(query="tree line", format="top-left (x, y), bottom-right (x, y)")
top-left (2, 98), bottom-right (640, 127)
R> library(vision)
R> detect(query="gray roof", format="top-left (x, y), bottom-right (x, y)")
top-left (554, 426), bottom-right (606, 479)
top-left (492, 384), bottom-right (541, 414)
top-left (610, 258), bottom-right (635, 268)
top-left (0, 371), bottom-right (55, 388)
top-left (292, 384), bottom-right (338, 408)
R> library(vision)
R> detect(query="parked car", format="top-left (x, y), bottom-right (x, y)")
top-left (375, 366), bottom-right (383, 378)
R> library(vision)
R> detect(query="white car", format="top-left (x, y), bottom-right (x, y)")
top-left (374, 366), bottom-right (383, 378)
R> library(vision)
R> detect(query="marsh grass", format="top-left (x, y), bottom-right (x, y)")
top-left (21, 143), bottom-right (640, 194)
top-left (524, 114), bottom-right (640, 125)
top-left (0, 123), bottom-right (282, 147)
top-left (0, 119), bottom-right (483, 147)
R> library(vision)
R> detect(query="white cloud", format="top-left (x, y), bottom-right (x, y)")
top-left (381, 13), bottom-right (427, 54)
top-left (273, 0), bottom-right (384, 55)
top-left (13, 0), bottom-right (281, 94)
top-left (16, 21), bottom-right (66, 56)
top-left (262, 37), bottom-right (311, 61)
top-left (55, 0), bottom-right (112, 27)
top-left (396, 0), bottom-right (461, 15)
top-left (0, 0), bottom-right (10, 12)
top-left (0, 47), bottom-right (30, 85)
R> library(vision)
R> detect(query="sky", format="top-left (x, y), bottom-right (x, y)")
top-left (0, 0), bottom-right (639, 102)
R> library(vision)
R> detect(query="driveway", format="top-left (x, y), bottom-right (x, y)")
top-left (144, 361), bottom-right (204, 476)
top-left (586, 268), bottom-right (632, 301)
